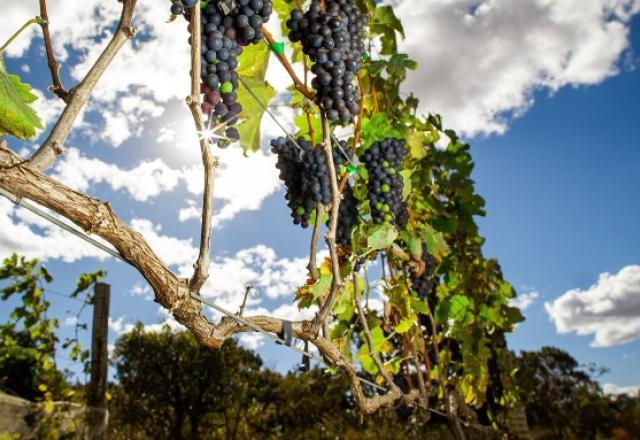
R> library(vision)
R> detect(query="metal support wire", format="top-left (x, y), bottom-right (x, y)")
top-left (0, 187), bottom-right (130, 265)
top-left (237, 75), bottom-right (305, 155)
top-left (0, 187), bottom-right (386, 393)
top-left (194, 290), bottom-right (385, 391)
top-left (238, 75), bottom-right (356, 166)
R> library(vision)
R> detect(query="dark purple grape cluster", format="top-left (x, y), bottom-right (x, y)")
top-left (218, 0), bottom-right (273, 44)
top-left (409, 251), bottom-right (438, 299)
top-left (332, 184), bottom-right (359, 247)
top-left (286, 0), bottom-right (367, 123)
top-left (271, 137), bottom-right (352, 228)
top-left (325, 0), bottom-right (367, 56)
top-left (360, 138), bottom-right (408, 228)
top-left (173, 1), bottom-right (273, 145)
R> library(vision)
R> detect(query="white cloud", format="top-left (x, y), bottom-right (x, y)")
top-left (108, 316), bottom-right (135, 336)
top-left (51, 145), bottom-right (280, 227)
top-left (602, 383), bottom-right (640, 396)
top-left (31, 89), bottom-right (70, 138)
top-left (238, 333), bottom-right (266, 350)
top-left (271, 303), bottom-right (318, 322)
top-left (64, 316), bottom-right (79, 326)
top-left (391, 0), bottom-right (640, 136)
top-left (131, 218), bottom-right (198, 268)
top-left (210, 147), bottom-right (280, 227)
top-left (178, 199), bottom-right (201, 222)
top-left (545, 265), bottom-right (640, 347)
top-left (197, 245), bottom-right (314, 306)
top-left (510, 290), bottom-right (540, 311)
top-left (0, 197), bottom-right (110, 262)
top-left (0, 1), bottom-right (187, 144)
top-left (51, 148), bottom-right (190, 202)
top-left (129, 282), bottom-right (153, 301)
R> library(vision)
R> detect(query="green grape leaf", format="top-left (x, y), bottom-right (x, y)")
top-left (436, 294), bottom-right (473, 325)
top-left (293, 110), bottom-right (322, 140)
top-left (395, 317), bottom-right (415, 334)
top-left (367, 223), bottom-right (398, 251)
top-left (400, 169), bottom-right (412, 200)
top-left (332, 289), bottom-right (355, 321)
top-left (384, 357), bottom-right (403, 375)
top-left (410, 297), bottom-right (429, 315)
top-left (0, 54), bottom-right (43, 139)
top-left (369, 6), bottom-right (404, 55)
top-left (236, 44), bottom-right (275, 152)
top-left (422, 228), bottom-right (450, 261)
top-left (407, 130), bottom-right (428, 159)
top-left (401, 231), bottom-right (422, 259)
top-left (358, 113), bottom-right (403, 151)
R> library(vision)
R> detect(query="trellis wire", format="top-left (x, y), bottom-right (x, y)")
top-left (0, 187), bottom-right (129, 264)
top-left (238, 75), bottom-right (355, 165)
top-left (0, 187), bottom-right (386, 393)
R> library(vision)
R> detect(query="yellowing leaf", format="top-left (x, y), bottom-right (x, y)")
top-left (395, 317), bottom-right (415, 334)
top-left (236, 44), bottom-right (275, 152)
top-left (368, 223), bottom-right (398, 250)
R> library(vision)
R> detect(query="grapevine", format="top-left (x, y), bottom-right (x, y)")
top-left (0, 0), bottom-right (528, 433)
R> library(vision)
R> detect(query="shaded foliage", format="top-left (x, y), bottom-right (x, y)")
top-left (108, 328), bottom-right (640, 439)
top-left (515, 346), bottom-right (640, 439)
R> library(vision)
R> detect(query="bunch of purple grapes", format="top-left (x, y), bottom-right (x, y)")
top-left (171, 0), bottom-right (273, 145)
top-left (409, 251), bottom-right (438, 299)
top-left (286, 0), bottom-right (367, 123)
top-left (332, 183), bottom-right (359, 247)
top-left (360, 138), bottom-right (409, 228)
top-left (271, 137), bottom-right (354, 228)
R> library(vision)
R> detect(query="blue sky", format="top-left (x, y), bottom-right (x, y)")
top-left (1, 0), bottom-right (639, 394)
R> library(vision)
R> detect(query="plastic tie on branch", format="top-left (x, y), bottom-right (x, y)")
top-left (218, 0), bottom-right (236, 15)
top-left (269, 41), bottom-right (285, 55)
top-left (363, 51), bottom-right (370, 62)
top-left (276, 320), bottom-right (293, 347)
top-left (347, 164), bottom-right (357, 176)
top-left (299, 340), bottom-right (311, 372)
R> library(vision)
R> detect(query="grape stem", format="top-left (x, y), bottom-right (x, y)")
top-left (261, 25), bottom-right (316, 101)
top-left (187, 3), bottom-right (218, 294)
top-left (352, 75), bottom-right (366, 153)
top-left (38, 0), bottom-right (69, 102)
top-left (307, 203), bottom-right (325, 281)
top-left (0, 17), bottom-right (43, 53)
top-left (309, 113), bottom-right (342, 335)
top-left (337, 74), bottom-right (365, 194)
top-left (27, 0), bottom-right (139, 171)
top-left (409, 330), bottom-right (430, 409)
top-left (353, 273), bottom-right (399, 390)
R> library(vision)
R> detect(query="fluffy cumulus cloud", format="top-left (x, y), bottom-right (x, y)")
top-left (0, 198), bottom-right (110, 262)
top-left (50, 144), bottom-right (280, 226)
top-left (545, 265), bottom-right (640, 347)
top-left (52, 148), bottom-right (190, 202)
top-left (602, 383), bottom-right (640, 396)
top-left (3, 0), bottom-right (639, 143)
top-left (0, 1), bottom-right (189, 144)
top-left (128, 219), bottom-right (314, 308)
top-left (390, 0), bottom-right (640, 135)
top-left (510, 290), bottom-right (540, 311)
